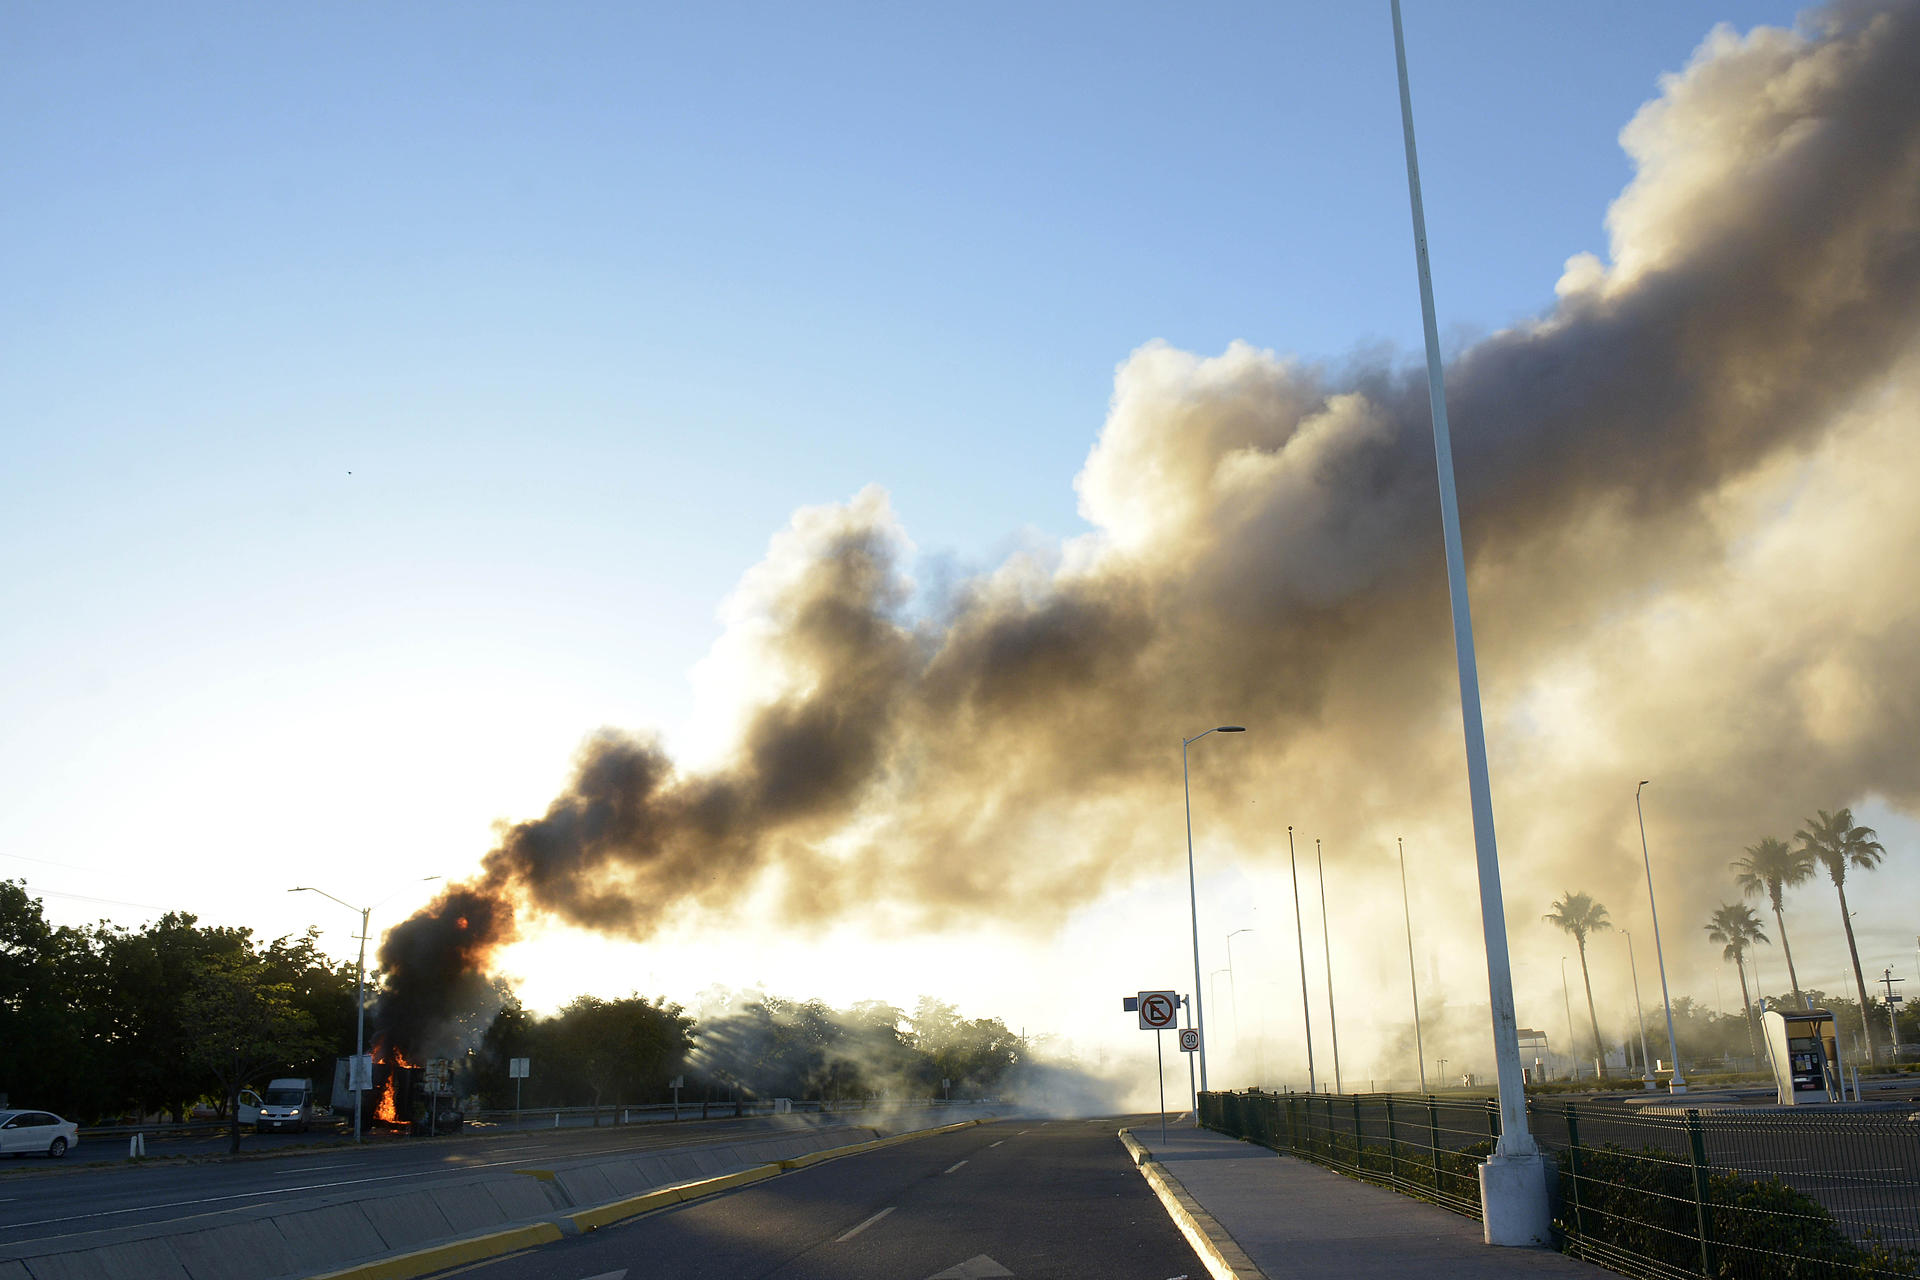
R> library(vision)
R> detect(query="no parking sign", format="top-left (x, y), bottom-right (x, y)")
top-left (1137, 990), bottom-right (1178, 1030)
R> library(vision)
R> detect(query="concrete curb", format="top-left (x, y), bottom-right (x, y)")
top-left (1118, 1129), bottom-right (1267, 1280)
top-left (301, 1223), bottom-right (564, 1280)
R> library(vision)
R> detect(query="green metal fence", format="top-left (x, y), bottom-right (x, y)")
top-left (1199, 1090), bottom-right (1920, 1279)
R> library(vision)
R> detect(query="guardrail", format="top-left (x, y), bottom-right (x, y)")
top-left (1201, 1090), bottom-right (1920, 1280)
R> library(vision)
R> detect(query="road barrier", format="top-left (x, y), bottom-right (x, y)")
top-left (1201, 1089), bottom-right (1920, 1280)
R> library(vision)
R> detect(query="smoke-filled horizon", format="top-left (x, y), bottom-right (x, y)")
top-left (380, 2), bottom-right (1920, 1069)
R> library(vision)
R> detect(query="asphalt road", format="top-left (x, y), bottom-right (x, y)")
top-left (442, 1117), bottom-right (1202, 1280)
top-left (0, 1115), bottom-right (881, 1247)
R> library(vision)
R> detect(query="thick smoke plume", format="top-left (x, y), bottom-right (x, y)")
top-left (382, 3), bottom-right (1920, 1058)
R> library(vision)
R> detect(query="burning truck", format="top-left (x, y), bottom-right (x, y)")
top-left (332, 1052), bottom-right (465, 1135)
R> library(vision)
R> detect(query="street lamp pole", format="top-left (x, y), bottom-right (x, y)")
top-left (291, 876), bottom-right (441, 1142)
top-left (1317, 838), bottom-right (1342, 1094)
top-left (1390, 0), bottom-right (1549, 1243)
top-left (1561, 957), bottom-right (1577, 1081)
top-left (1635, 780), bottom-right (1686, 1092)
top-left (1182, 725), bottom-right (1245, 1107)
top-left (1221, 932), bottom-right (1251, 1082)
top-left (1287, 826), bottom-right (1316, 1093)
top-left (1624, 930), bottom-right (1655, 1090)
top-left (1398, 837), bottom-right (1427, 1092)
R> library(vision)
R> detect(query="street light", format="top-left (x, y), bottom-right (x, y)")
top-left (1635, 780), bottom-right (1686, 1092)
top-left (1560, 956), bottom-right (1577, 1081)
top-left (1390, 0), bottom-right (1550, 1242)
top-left (1182, 725), bottom-right (1244, 1110)
top-left (1398, 837), bottom-right (1427, 1093)
top-left (289, 876), bottom-right (441, 1141)
top-left (1317, 838), bottom-right (1343, 1094)
top-left (1226, 927), bottom-right (1254, 1084)
top-left (1287, 826), bottom-right (1316, 1093)
top-left (1623, 930), bottom-right (1655, 1090)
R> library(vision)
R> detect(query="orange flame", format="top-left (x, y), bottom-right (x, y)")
top-left (376, 1075), bottom-right (397, 1124)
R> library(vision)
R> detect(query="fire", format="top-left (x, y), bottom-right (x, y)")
top-left (394, 1047), bottom-right (418, 1068)
top-left (376, 1075), bottom-right (397, 1124)
top-left (455, 916), bottom-right (468, 930)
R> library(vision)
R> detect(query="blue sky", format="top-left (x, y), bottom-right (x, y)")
top-left (20, 2), bottom-right (1908, 1081)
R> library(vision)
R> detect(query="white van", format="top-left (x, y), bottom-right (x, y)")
top-left (257, 1078), bottom-right (319, 1133)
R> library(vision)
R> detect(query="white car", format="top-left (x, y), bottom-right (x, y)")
top-left (0, 1110), bottom-right (79, 1158)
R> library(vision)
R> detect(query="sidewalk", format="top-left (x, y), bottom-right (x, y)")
top-left (1123, 1123), bottom-right (1607, 1280)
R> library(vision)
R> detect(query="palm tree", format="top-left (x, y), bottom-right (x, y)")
top-left (1795, 807), bottom-right (1886, 1065)
top-left (1706, 903), bottom-right (1768, 1067)
top-left (1731, 836), bottom-right (1815, 1010)
top-left (1544, 891), bottom-right (1612, 1078)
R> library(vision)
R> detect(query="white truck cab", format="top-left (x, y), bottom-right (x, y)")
top-left (256, 1078), bottom-right (319, 1133)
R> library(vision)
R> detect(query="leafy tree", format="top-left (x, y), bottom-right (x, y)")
top-left (1794, 808), bottom-right (1886, 1064)
top-left (0, 881), bottom-right (114, 1117)
top-left (258, 930), bottom-right (359, 1085)
top-left (97, 913), bottom-right (256, 1120)
top-left (1705, 903), bottom-right (1768, 1065)
top-left (183, 951), bottom-right (326, 1153)
top-left (1543, 891), bottom-right (1613, 1078)
top-left (542, 994), bottom-right (692, 1117)
top-left (1731, 837), bottom-right (1815, 1010)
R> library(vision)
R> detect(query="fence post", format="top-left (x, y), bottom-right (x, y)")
top-left (1427, 1095), bottom-right (1442, 1189)
top-left (1285, 1094), bottom-right (1298, 1153)
top-left (1325, 1094), bottom-right (1337, 1164)
top-left (1352, 1095), bottom-right (1364, 1170)
top-left (1564, 1102), bottom-right (1585, 1241)
top-left (1385, 1096), bottom-right (1399, 1184)
top-left (1486, 1096), bottom-right (1501, 1139)
top-left (1685, 1109), bottom-right (1717, 1277)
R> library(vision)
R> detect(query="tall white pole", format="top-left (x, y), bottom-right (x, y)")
top-left (1288, 826), bottom-right (1317, 1093)
top-left (1560, 956), bottom-right (1577, 1081)
top-left (1398, 837), bottom-right (1427, 1092)
top-left (354, 907), bottom-right (368, 1143)
top-left (1226, 928), bottom-right (1252, 1045)
top-left (1390, 1), bottom-right (1547, 1242)
top-left (1636, 780), bottom-right (1687, 1091)
top-left (1183, 735), bottom-right (1209, 1104)
top-left (1625, 930), bottom-right (1655, 1089)
top-left (1317, 839), bottom-right (1343, 1094)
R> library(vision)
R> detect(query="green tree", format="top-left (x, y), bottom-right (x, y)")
top-left (1705, 902), bottom-right (1768, 1066)
top-left (183, 952), bottom-right (326, 1154)
top-left (98, 913), bottom-right (255, 1120)
top-left (1731, 836), bottom-right (1814, 1011)
top-left (1543, 891), bottom-right (1612, 1078)
top-left (545, 994), bottom-right (692, 1118)
top-left (1795, 808), bottom-right (1886, 1065)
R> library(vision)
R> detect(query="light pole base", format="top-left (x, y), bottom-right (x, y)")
top-left (1641, 1075), bottom-right (1656, 1091)
top-left (1669, 1077), bottom-right (1688, 1094)
top-left (1479, 1152), bottom-right (1554, 1247)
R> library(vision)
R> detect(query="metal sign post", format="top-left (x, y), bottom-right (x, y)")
top-left (509, 1057), bottom-right (530, 1126)
top-left (1134, 990), bottom-right (1178, 1143)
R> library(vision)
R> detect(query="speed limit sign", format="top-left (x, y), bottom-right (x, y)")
top-left (1137, 990), bottom-right (1179, 1030)
top-left (1179, 1028), bottom-right (1201, 1053)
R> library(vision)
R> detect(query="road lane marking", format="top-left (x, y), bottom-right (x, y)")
top-left (943, 1160), bottom-right (968, 1174)
top-left (836, 1207), bottom-right (895, 1242)
top-left (987, 1141), bottom-right (1003, 1148)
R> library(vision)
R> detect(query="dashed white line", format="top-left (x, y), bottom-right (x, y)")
top-left (944, 1160), bottom-right (968, 1174)
top-left (987, 1141), bottom-right (1003, 1148)
top-left (836, 1207), bottom-right (895, 1242)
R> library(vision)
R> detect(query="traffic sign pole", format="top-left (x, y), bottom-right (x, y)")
top-left (1157, 1029), bottom-right (1167, 1144)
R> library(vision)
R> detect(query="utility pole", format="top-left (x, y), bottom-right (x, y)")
top-left (1881, 968), bottom-right (1905, 1055)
